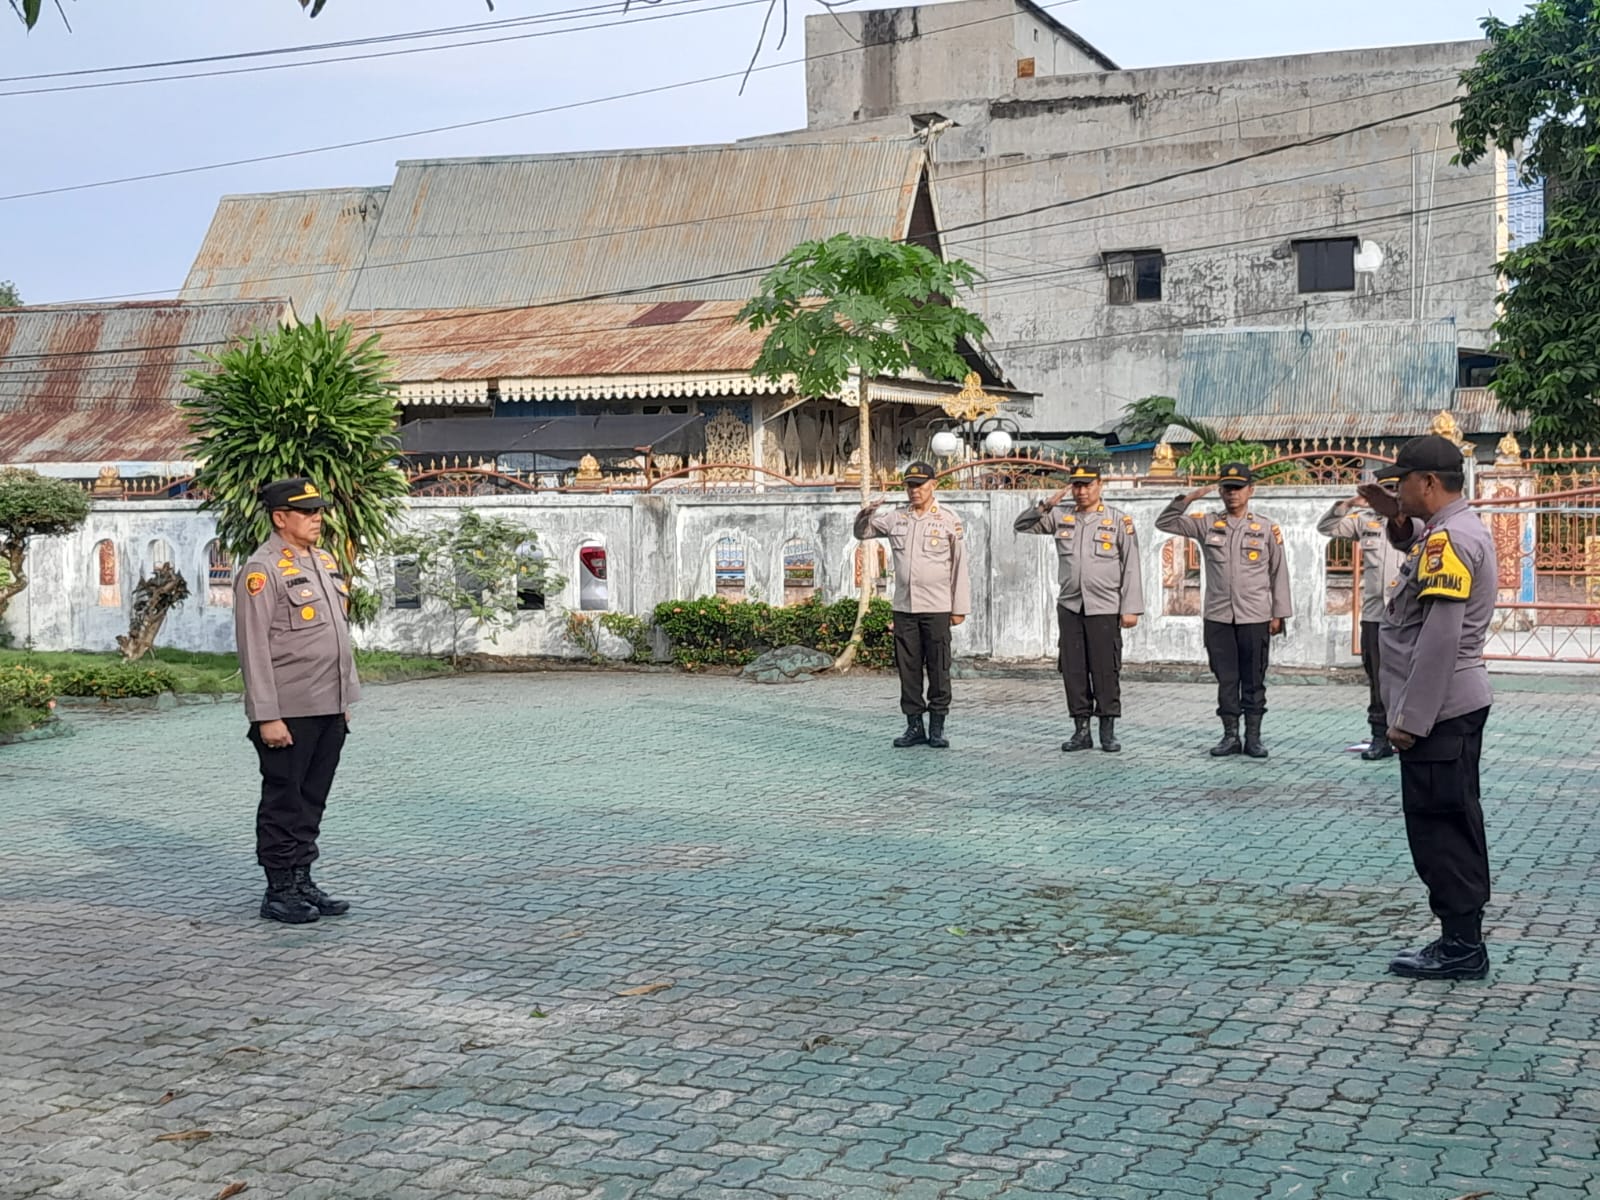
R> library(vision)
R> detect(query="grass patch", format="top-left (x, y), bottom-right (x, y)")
top-left (0, 648), bottom-right (452, 696)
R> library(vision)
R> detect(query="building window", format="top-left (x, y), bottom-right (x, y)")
top-left (206, 541), bottom-right (234, 607)
top-left (393, 558), bottom-right (422, 610)
top-left (1294, 238), bottom-right (1358, 293)
top-left (1103, 250), bottom-right (1163, 305)
top-left (714, 536), bottom-right (746, 599)
top-left (94, 540), bottom-right (121, 607)
top-left (782, 540), bottom-right (819, 606)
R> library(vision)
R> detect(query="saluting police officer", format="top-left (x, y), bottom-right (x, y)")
top-left (1318, 479), bottom-right (1409, 760)
top-left (235, 478), bottom-right (361, 924)
top-left (1357, 435), bottom-right (1496, 981)
top-left (855, 461), bottom-right (972, 749)
top-left (1013, 464), bottom-right (1143, 753)
top-left (1156, 462), bottom-right (1292, 758)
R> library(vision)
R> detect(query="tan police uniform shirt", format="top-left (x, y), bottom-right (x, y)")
top-left (1317, 502), bottom-right (1410, 624)
top-left (1378, 497), bottom-right (1496, 738)
top-left (854, 500), bottom-right (972, 616)
top-left (1013, 501), bottom-right (1144, 617)
top-left (1156, 497), bottom-right (1293, 624)
top-left (234, 532), bottom-right (361, 723)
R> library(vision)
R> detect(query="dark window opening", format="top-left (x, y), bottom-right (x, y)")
top-left (393, 558), bottom-right (421, 610)
top-left (1104, 250), bottom-right (1163, 305)
top-left (1294, 237), bottom-right (1358, 293)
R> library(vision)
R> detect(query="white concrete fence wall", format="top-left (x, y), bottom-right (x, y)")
top-left (4, 488), bottom-right (1371, 668)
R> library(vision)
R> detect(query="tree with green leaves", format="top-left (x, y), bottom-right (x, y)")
top-left (1117, 395), bottom-right (1219, 445)
top-left (388, 511), bottom-right (565, 664)
top-left (739, 233), bottom-right (988, 671)
top-left (1457, 0), bottom-right (1600, 447)
top-left (0, 467), bottom-right (91, 624)
top-left (0, 280), bottom-right (20, 307)
top-left (182, 317), bottom-right (409, 624)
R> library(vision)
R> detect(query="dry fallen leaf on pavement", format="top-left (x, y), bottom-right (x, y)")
top-left (225, 1046), bottom-right (263, 1054)
top-left (214, 1183), bottom-right (248, 1200)
top-left (458, 1040), bottom-right (494, 1052)
top-left (615, 982), bottom-right (674, 996)
top-left (1448, 1193), bottom-right (1493, 1200)
top-left (154, 1091), bottom-right (177, 1106)
top-left (153, 1130), bottom-right (212, 1143)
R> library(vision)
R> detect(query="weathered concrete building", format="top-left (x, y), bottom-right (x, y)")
top-left (793, 0), bottom-right (1514, 436)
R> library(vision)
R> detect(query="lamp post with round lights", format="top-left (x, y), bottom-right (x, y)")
top-left (928, 372), bottom-right (1021, 465)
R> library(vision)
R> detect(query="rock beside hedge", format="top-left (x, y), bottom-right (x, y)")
top-left (740, 645), bottom-right (835, 684)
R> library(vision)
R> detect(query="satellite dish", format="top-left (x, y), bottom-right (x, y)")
top-left (1355, 240), bottom-right (1385, 273)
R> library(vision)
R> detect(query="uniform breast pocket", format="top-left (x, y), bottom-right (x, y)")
top-left (922, 531), bottom-right (952, 560)
top-left (289, 600), bottom-right (330, 631)
top-left (1240, 538), bottom-right (1266, 565)
top-left (1092, 538), bottom-right (1117, 558)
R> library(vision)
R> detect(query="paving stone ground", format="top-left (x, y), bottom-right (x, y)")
top-left (2, 670), bottom-right (1597, 1200)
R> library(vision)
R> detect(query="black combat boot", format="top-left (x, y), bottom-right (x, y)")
top-left (260, 866), bottom-right (320, 924)
top-left (292, 864), bottom-right (349, 916)
top-left (893, 715), bottom-right (928, 748)
top-left (1209, 718), bottom-right (1242, 757)
top-left (1388, 936), bottom-right (1489, 981)
top-left (1361, 730), bottom-right (1395, 761)
top-left (1098, 718), bottom-right (1121, 754)
top-left (1243, 715), bottom-right (1268, 759)
top-left (1061, 718), bottom-right (1093, 753)
top-left (927, 713), bottom-right (949, 749)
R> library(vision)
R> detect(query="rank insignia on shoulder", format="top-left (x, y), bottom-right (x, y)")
top-left (245, 572), bottom-right (267, 597)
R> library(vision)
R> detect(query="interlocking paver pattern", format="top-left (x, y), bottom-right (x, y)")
top-left (2, 671), bottom-right (1597, 1199)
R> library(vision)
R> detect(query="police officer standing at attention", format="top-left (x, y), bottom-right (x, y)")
top-left (1318, 479), bottom-right (1409, 760)
top-left (855, 461), bottom-right (971, 749)
top-left (1157, 463), bottom-right (1292, 758)
top-left (1357, 435), bottom-right (1497, 980)
top-left (1013, 464), bottom-right (1143, 753)
top-left (235, 478), bottom-right (361, 924)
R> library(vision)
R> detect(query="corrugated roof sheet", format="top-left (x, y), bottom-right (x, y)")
top-left (353, 299), bottom-right (767, 386)
top-left (0, 299), bottom-right (290, 465)
top-left (183, 141), bottom-right (925, 317)
top-left (1170, 321), bottom-right (1512, 441)
top-left (180, 186), bottom-right (389, 319)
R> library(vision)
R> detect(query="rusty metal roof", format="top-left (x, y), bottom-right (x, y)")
top-left (182, 141), bottom-right (925, 317)
top-left (180, 186), bottom-right (389, 318)
top-left (0, 299), bottom-right (290, 465)
top-left (1170, 321), bottom-right (1514, 441)
top-left (354, 300), bottom-right (767, 385)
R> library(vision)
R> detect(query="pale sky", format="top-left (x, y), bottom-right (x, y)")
top-left (1, 0), bottom-right (1529, 305)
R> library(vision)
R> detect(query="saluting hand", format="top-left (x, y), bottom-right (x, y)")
top-left (1181, 483), bottom-right (1215, 504)
top-left (1356, 483), bottom-right (1400, 519)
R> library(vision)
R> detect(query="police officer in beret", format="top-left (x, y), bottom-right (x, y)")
top-left (1357, 435), bottom-right (1496, 980)
top-left (1014, 464), bottom-right (1143, 753)
top-left (855, 461), bottom-right (971, 749)
top-left (1157, 462), bottom-right (1292, 758)
top-left (1318, 478), bottom-right (1408, 760)
top-left (234, 477), bottom-right (360, 924)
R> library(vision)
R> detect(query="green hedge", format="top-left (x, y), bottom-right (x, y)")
top-left (57, 663), bottom-right (179, 699)
top-left (651, 595), bottom-right (894, 670)
top-left (0, 664), bottom-right (58, 734)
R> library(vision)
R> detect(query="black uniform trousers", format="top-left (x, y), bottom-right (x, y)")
top-left (1056, 606), bottom-right (1123, 718)
top-left (1203, 619), bottom-right (1271, 719)
top-left (1399, 706), bottom-right (1491, 943)
top-left (249, 713), bottom-right (347, 869)
top-left (893, 611), bottom-right (952, 717)
top-left (1359, 620), bottom-right (1388, 735)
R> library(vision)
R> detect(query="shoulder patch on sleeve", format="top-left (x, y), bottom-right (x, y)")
top-left (245, 571), bottom-right (267, 597)
top-left (1272, 524), bottom-right (1283, 545)
top-left (1418, 530), bottom-right (1472, 601)
top-left (1122, 515), bottom-right (1135, 534)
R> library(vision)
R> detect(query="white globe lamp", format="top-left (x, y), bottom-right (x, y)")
top-left (930, 430), bottom-right (962, 458)
top-left (983, 429), bottom-right (1014, 458)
